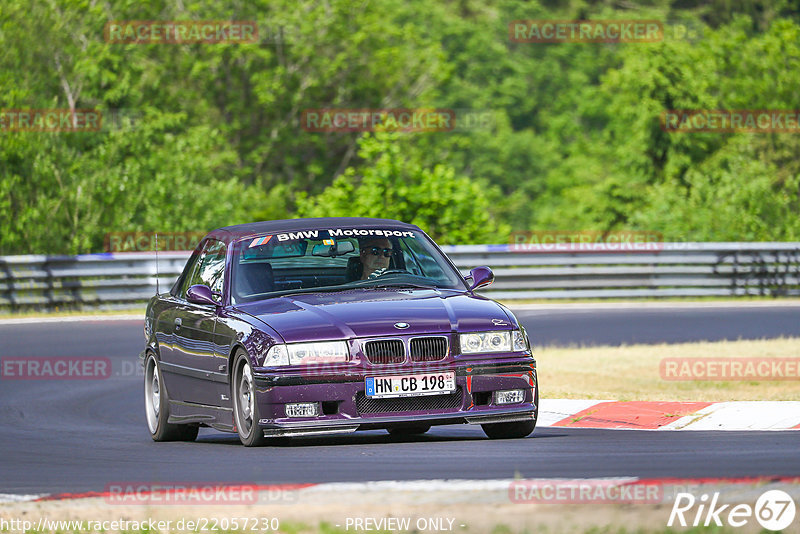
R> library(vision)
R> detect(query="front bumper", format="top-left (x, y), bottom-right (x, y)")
top-left (251, 360), bottom-right (537, 437)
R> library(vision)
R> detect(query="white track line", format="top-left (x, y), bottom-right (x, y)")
top-left (510, 301), bottom-right (800, 311)
top-left (0, 314), bottom-right (142, 325)
top-left (0, 493), bottom-right (46, 503)
top-left (6, 478), bottom-right (800, 505)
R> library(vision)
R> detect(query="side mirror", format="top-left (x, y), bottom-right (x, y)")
top-left (187, 284), bottom-right (221, 306)
top-left (468, 266), bottom-right (494, 291)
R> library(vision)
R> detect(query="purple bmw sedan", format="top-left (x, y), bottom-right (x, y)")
top-left (141, 217), bottom-right (538, 446)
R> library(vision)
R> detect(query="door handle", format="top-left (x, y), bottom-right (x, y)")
top-left (174, 318), bottom-right (182, 329)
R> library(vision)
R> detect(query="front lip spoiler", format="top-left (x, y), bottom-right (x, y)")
top-left (263, 425), bottom-right (360, 438)
top-left (258, 407), bottom-right (536, 438)
top-left (464, 412), bottom-right (535, 425)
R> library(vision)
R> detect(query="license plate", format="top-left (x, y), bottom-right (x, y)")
top-left (365, 372), bottom-right (456, 398)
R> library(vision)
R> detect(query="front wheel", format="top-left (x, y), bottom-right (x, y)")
top-left (232, 351), bottom-right (267, 447)
top-left (144, 354), bottom-right (198, 442)
top-left (481, 418), bottom-right (536, 439)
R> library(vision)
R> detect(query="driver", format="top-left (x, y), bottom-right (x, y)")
top-left (358, 237), bottom-right (394, 279)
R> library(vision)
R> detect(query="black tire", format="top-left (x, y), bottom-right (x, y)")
top-left (387, 424), bottom-right (431, 436)
top-left (144, 354), bottom-right (198, 442)
top-left (481, 375), bottom-right (539, 440)
top-left (481, 418), bottom-right (535, 439)
top-left (232, 351), bottom-right (267, 447)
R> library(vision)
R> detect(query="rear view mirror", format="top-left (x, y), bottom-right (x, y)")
top-left (311, 241), bottom-right (355, 257)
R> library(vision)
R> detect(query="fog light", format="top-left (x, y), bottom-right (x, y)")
top-left (494, 389), bottom-right (525, 405)
top-left (285, 402), bottom-right (319, 418)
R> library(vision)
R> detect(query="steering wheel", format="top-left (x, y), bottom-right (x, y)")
top-left (366, 268), bottom-right (407, 279)
top-left (376, 268), bottom-right (407, 276)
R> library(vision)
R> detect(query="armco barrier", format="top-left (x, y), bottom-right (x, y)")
top-left (445, 242), bottom-right (800, 300)
top-left (0, 243), bottom-right (798, 310)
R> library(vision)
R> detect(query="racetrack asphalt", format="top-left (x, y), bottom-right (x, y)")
top-left (516, 303), bottom-right (800, 346)
top-left (1, 305), bottom-right (799, 495)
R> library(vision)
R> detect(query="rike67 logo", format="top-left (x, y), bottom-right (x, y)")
top-left (668, 490), bottom-right (796, 531)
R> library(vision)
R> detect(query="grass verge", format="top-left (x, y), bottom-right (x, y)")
top-left (538, 337), bottom-right (800, 401)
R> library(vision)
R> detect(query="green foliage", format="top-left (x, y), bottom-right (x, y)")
top-left (529, 14), bottom-right (800, 239)
top-left (1, 0), bottom-right (799, 253)
top-left (632, 135), bottom-right (800, 241)
top-left (296, 133), bottom-right (509, 244)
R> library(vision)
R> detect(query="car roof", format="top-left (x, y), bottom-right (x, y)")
top-left (206, 217), bottom-right (421, 242)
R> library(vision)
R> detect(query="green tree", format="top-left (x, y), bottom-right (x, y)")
top-left (2, 0), bottom-right (800, 254)
top-left (296, 133), bottom-right (509, 244)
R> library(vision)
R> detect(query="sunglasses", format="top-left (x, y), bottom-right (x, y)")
top-left (363, 246), bottom-right (394, 257)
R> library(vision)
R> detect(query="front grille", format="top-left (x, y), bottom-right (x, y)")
top-left (410, 336), bottom-right (448, 362)
top-left (363, 339), bottom-right (405, 364)
top-left (356, 388), bottom-right (463, 414)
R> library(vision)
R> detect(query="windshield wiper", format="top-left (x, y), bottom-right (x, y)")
top-left (371, 282), bottom-right (439, 290)
top-left (269, 286), bottom-right (358, 298)
top-left (269, 282), bottom-right (439, 298)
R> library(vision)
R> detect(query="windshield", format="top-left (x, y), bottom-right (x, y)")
top-left (230, 227), bottom-right (467, 303)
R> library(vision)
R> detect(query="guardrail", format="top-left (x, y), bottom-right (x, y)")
top-left (445, 242), bottom-right (800, 300)
top-left (1, 242), bottom-right (799, 310)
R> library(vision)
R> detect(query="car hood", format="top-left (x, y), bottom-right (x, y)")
top-left (233, 289), bottom-right (514, 343)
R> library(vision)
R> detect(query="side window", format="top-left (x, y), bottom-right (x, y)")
top-left (398, 238), bottom-right (449, 280)
top-left (173, 251), bottom-right (201, 297)
top-left (181, 240), bottom-right (226, 298)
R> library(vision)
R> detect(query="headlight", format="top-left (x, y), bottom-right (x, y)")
top-left (262, 341), bottom-right (349, 366)
top-left (460, 330), bottom-right (529, 354)
top-left (460, 331), bottom-right (511, 354)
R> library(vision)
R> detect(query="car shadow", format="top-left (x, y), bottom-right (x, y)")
top-left (194, 432), bottom-right (480, 447)
top-left (193, 427), bottom-right (558, 447)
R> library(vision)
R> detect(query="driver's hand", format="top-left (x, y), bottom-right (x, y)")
top-left (367, 268), bottom-right (387, 279)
